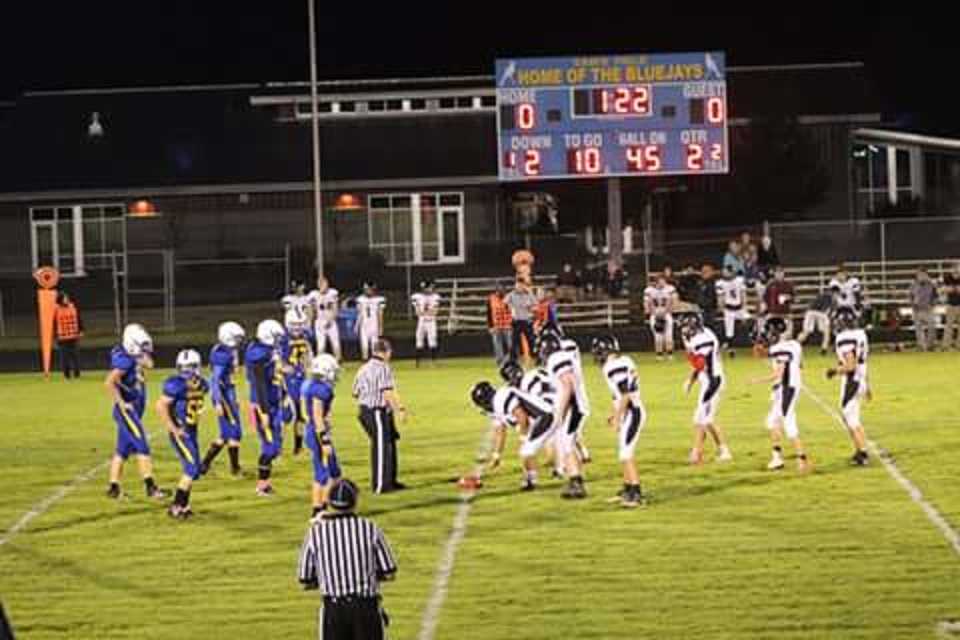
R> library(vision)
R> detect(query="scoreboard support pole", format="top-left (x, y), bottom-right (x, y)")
top-left (607, 177), bottom-right (624, 270)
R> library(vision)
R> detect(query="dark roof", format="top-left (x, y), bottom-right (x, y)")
top-left (0, 63), bottom-right (878, 196)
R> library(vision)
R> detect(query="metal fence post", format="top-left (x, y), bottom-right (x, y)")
top-left (111, 252), bottom-right (122, 335)
top-left (284, 243), bottom-right (292, 290)
top-left (880, 221), bottom-right (887, 294)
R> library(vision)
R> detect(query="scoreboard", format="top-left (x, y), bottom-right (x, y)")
top-left (496, 52), bottom-right (729, 181)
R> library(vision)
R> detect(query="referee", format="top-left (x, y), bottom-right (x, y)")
top-left (353, 339), bottom-right (407, 494)
top-left (298, 478), bottom-right (397, 639)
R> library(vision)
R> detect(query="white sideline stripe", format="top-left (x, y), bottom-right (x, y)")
top-left (0, 459), bottom-right (109, 548)
top-left (417, 430), bottom-right (490, 640)
top-left (802, 386), bottom-right (960, 558)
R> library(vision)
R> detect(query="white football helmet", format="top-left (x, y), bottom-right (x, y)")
top-left (122, 323), bottom-right (153, 357)
top-left (218, 321), bottom-right (246, 348)
top-left (310, 353), bottom-right (339, 383)
top-left (256, 319), bottom-right (285, 347)
top-left (284, 307), bottom-right (308, 335)
top-left (176, 349), bottom-right (202, 376)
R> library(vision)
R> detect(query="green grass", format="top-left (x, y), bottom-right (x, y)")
top-left (1, 350), bottom-right (959, 639)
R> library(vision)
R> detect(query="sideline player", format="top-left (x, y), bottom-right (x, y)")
top-left (592, 336), bottom-right (647, 508)
top-left (680, 314), bottom-right (732, 464)
top-left (201, 321), bottom-right (246, 476)
top-left (282, 281), bottom-right (311, 317)
top-left (280, 308), bottom-right (314, 455)
top-left (797, 287), bottom-right (834, 355)
top-left (309, 276), bottom-right (342, 361)
top-left (716, 266), bottom-right (748, 356)
top-left (411, 280), bottom-right (441, 366)
top-left (829, 265), bottom-right (864, 319)
top-left (157, 349), bottom-right (208, 519)
top-left (826, 308), bottom-right (872, 465)
top-left (105, 323), bottom-right (166, 501)
top-left (302, 354), bottom-right (342, 516)
top-left (246, 319), bottom-right (286, 496)
top-left (355, 283), bottom-right (386, 361)
top-left (751, 318), bottom-right (810, 472)
top-left (644, 275), bottom-right (677, 360)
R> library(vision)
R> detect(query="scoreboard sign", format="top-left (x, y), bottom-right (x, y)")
top-left (495, 52), bottom-right (729, 181)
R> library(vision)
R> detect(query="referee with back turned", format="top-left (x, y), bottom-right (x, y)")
top-left (298, 478), bottom-right (397, 639)
top-left (353, 339), bottom-right (407, 494)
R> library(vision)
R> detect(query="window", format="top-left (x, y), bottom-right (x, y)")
top-left (368, 192), bottom-right (465, 265)
top-left (30, 204), bottom-right (125, 276)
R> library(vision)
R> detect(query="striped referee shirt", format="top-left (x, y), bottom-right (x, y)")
top-left (298, 513), bottom-right (397, 597)
top-left (352, 356), bottom-right (395, 408)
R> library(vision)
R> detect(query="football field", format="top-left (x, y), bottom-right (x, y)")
top-left (1, 349), bottom-right (959, 639)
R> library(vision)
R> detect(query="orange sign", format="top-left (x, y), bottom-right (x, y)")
top-left (33, 266), bottom-right (60, 290)
top-left (34, 266), bottom-right (61, 377)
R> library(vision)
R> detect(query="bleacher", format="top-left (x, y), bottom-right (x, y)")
top-left (433, 275), bottom-right (632, 334)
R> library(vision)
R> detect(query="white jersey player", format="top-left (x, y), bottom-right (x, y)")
top-left (644, 277), bottom-right (677, 360)
top-left (355, 284), bottom-right (386, 361)
top-left (716, 268), bottom-right (748, 353)
top-left (470, 379), bottom-right (556, 492)
top-left (308, 277), bottom-right (341, 361)
top-left (540, 333), bottom-right (588, 499)
top-left (281, 281), bottom-right (311, 318)
top-left (680, 315), bottom-right (732, 465)
top-left (827, 308), bottom-right (871, 465)
top-left (829, 268), bottom-right (863, 315)
top-left (592, 336), bottom-right (646, 508)
top-left (752, 318), bottom-right (810, 472)
top-left (411, 281), bottom-right (442, 366)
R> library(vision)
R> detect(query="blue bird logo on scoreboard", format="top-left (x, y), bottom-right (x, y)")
top-left (495, 52), bottom-right (729, 181)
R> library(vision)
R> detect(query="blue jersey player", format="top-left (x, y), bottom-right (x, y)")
top-left (280, 308), bottom-right (314, 456)
top-left (105, 323), bottom-right (166, 500)
top-left (302, 354), bottom-right (342, 517)
top-left (157, 349), bottom-right (208, 519)
top-left (246, 319), bottom-right (286, 497)
top-left (200, 321), bottom-right (246, 476)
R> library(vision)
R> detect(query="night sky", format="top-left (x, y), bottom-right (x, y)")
top-left (1, 6), bottom-right (956, 133)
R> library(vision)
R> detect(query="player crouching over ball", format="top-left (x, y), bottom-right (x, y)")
top-left (469, 376), bottom-right (555, 493)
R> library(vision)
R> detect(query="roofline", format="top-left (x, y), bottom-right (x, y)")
top-left (853, 128), bottom-right (960, 152)
top-left (0, 175), bottom-right (500, 203)
top-left (14, 62), bottom-right (869, 98)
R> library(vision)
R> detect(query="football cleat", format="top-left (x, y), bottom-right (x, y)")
top-left (520, 478), bottom-right (537, 492)
top-left (716, 446), bottom-right (733, 462)
top-left (561, 480), bottom-right (587, 499)
top-left (767, 457), bottom-right (785, 471)
top-left (106, 486), bottom-right (126, 500)
top-left (148, 487), bottom-right (169, 500)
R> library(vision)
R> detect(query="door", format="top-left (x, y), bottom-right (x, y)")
top-left (439, 208), bottom-right (464, 263)
top-left (32, 221), bottom-right (57, 270)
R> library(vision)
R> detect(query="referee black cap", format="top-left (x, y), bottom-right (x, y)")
top-left (329, 478), bottom-right (359, 511)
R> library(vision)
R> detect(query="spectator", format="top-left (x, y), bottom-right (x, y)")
top-left (556, 263), bottom-right (580, 302)
top-left (762, 266), bottom-right (796, 337)
top-left (486, 282), bottom-right (513, 365)
top-left (757, 235), bottom-right (780, 275)
top-left (697, 263), bottom-right (719, 332)
top-left (742, 246), bottom-right (761, 284)
top-left (54, 291), bottom-right (83, 379)
top-left (661, 265), bottom-right (676, 286)
top-left (943, 262), bottom-right (960, 350)
top-left (909, 268), bottom-right (938, 351)
top-left (504, 282), bottom-right (538, 363)
top-left (739, 231), bottom-right (756, 257)
top-left (722, 241), bottom-right (744, 276)
top-left (605, 263), bottom-right (627, 298)
top-left (675, 265), bottom-right (702, 306)
top-left (533, 288), bottom-right (559, 334)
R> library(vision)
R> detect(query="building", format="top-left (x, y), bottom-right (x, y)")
top-left (7, 61), bottom-right (956, 316)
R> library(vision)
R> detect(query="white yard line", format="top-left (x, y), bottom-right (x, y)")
top-left (417, 431), bottom-right (491, 640)
top-left (802, 386), bottom-right (960, 557)
top-left (0, 459), bottom-right (108, 548)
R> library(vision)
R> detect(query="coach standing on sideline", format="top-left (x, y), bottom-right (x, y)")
top-left (353, 339), bottom-right (407, 493)
top-left (298, 478), bottom-right (397, 639)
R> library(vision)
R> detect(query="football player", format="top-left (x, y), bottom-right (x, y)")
top-left (644, 275), bottom-right (678, 360)
top-left (280, 308), bottom-right (315, 455)
top-left (157, 349), bottom-right (208, 519)
top-left (302, 354), bottom-right (342, 516)
top-left (201, 321), bottom-right (246, 476)
top-left (355, 283), bottom-right (386, 361)
top-left (826, 308), bottom-right (871, 465)
top-left (411, 280), bottom-right (442, 366)
top-left (680, 314), bottom-right (733, 464)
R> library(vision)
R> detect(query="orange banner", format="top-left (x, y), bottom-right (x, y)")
top-left (34, 267), bottom-right (60, 377)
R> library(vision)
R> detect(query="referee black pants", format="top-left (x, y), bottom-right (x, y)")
top-left (320, 596), bottom-right (386, 640)
top-left (359, 407), bottom-right (399, 494)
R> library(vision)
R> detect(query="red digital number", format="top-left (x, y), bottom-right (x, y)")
top-left (571, 148), bottom-right (602, 174)
top-left (710, 143), bottom-right (723, 161)
top-left (523, 149), bottom-right (541, 176)
top-left (504, 151), bottom-right (516, 168)
top-left (631, 86), bottom-right (651, 116)
top-left (613, 87), bottom-right (631, 114)
top-left (686, 144), bottom-right (704, 170)
top-left (707, 97), bottom-right (725, 124)
top-left (625, 146), bottom-right (661, 172)
top-left (517, 103), bottom-right (536, 130)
